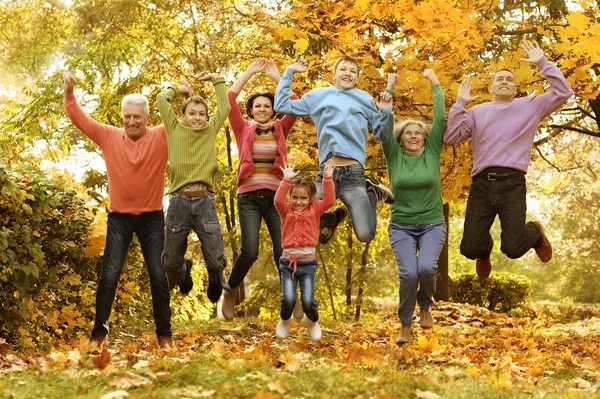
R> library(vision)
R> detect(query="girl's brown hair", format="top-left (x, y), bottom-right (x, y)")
top-left (290, 175), bottom-right (317, 199)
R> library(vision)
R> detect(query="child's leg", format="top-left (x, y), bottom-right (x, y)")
top-left (163, 195), bottom-right (193, 289)
top-left (191, 195), bottom-right (228, 302)
top-left (297, 260), bottom-right (319, 322)
top-left (278, 258), bottom-right (298, 320)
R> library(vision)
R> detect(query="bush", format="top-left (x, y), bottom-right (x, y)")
top-left (449, 271), bottom-right (531, 313)
top-left (524, 301), bottom-right (600, 323)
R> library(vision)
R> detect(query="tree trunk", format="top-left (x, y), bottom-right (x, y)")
top-left (436, 202), bottom-right (450, 301)
top-left (354, 241), bottom-right (370, 321)
top-left (345, 219), bottom-right (353, 306)
top-left (317, 247), bottom-right (337, 320)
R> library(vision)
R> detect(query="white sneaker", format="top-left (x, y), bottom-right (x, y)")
top-left (221, 287), bottom-right (237, 321)
top-left (276, 318), bottom-right (292, 339)
top-left (293, 298), bottom-right (304, 320)
top-left (365, 177), bottom-right (394, 204)
top-left (304, 315), bottom-right (322, 342)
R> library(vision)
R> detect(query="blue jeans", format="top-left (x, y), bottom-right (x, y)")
top-left (228, 192), bottom-right (282, 288)
top-left (163, 194), bottom-right (226, 287)
top-left (460, 167), bottom-right (543, 260)
top-left (388, 222), bottom-right (447, 325)
top-left (92, 211), bottom-right (172, 338)
top-left (315, 163), bottom-right (377, 242)
top-left (279, 258), bottom-right (319, 322)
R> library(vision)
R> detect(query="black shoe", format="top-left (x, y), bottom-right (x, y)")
top-left (207, 269), bottom-right (229, 303)
top-left (318, 206), bottom-right (348, 244)
top-left (365, 177), bottom-right (394, 204)
top-left (179, 258), bottom-right (193, 295)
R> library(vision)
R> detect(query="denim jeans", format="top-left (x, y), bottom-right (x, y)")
top-left (279, 258), bottom-right (319, 322)
top-left (163, 194), bottom-right (226, 287)
top-left (460, 167), bottom-right (543, 260)
top-left (315, 163), bottom-right (377, 242)
top-left (228, 193), bottom-right (282, 289)
top-left (389, 222), bottom-right (447, 326)
top-left (92, 211), bottom-right (172, 338)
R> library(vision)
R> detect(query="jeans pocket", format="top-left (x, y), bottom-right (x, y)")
top-left (508, 177), bottom-right (526, 188)
top-left (166, 220), bottom-right (183, 234)
top-left (204, 220), bottom-right (221, 234)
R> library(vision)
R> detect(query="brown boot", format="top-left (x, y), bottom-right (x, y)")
top-left (222, 287), bottom-right (237, 321)
top-left (532, 221), bottom-right (552, 262)
top-left (158, 336), bottom-right (173, 348)
top-left (396, 324), bottom-right (412, 344)
top-left (419, 307), bottom-right (433, 329)
top-left (476, 238), bottom-right (494, 280)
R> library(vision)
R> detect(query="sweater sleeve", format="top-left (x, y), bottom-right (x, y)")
top-left (227, 90), bottom-right (248, 141)
top-left (64, 93), bottom-right (114, 147)
top-left (156, 86), bottom-right (180, 133)
top-left (210, 77), bottom-right (232, 131)
top-left (274, 179), bottom-right (292, 217)
top-left (274, 68), bottom-right (312, 116)
top-left (279, 93), bottom-right (300, 138)
top-left (531, 57), bottom-right (573, 119)
top-left (370, 104), bottom-right (395, 142)
top-left (444, 97), bottom-right (473, 145)
top-left (425, 84), bottom-right (447, 156)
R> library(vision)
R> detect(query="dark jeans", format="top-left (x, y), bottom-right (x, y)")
top-left (163, 194), bottom-right (227, 287)
top-left (228, 192), bottom-right (282, 289)
top-left (460, 167), bottom-right (543, 260)
top-left (279, 258), bottom-right (319, 322)
top-left (315, 163), bottom-right (377, 242)
top-left (92, 211), bottom-right (172, 338)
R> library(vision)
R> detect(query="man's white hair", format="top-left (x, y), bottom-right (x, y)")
top-left (121, 94), bottom-right (149, 115)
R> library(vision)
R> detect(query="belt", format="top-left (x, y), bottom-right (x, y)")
top-left (175, 183), bottom-right (210, 198)
top-left (474, 172), bottom-right (523, 181)
top-left (247, 189), bottom-right (276, 197)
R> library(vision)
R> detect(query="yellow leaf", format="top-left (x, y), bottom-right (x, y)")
top-left (356, 0), bottom-right (369, 11)
top-left (293, 38), bottom-right (309, 54)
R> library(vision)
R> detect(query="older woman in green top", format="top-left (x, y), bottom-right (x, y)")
top-left (381, 70), bottom-right (447, 344)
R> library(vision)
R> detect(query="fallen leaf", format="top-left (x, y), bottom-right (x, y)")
top-left (108, 371), bottom-right (151, 389)
top-left (267, 379), bottom-right (288, 394)
top-left (415, 389), bottom-right (440, 399)
top-left (93, 348), bottom-right (111, 369)
top-left (100, 391), bottom-right (130, 399)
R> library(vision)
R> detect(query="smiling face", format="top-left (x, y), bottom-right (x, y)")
top-left (122, 103), bottom-right (149, 141)
top-left (183, 102), bottom-right (208, 129)
top-left (400, 123), bottom-right (426, 152)
top-left (290, 185), bottom-right (311, 212)
top-left (251, 96), bottom-right (275, 124)
top-left (490, 70), bottom-right (517, 102)
top-left (333, 60), bottom-right (359, 90)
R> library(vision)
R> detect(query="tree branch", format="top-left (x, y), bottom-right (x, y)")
top-left (547, 124), bottom-right (600, 138)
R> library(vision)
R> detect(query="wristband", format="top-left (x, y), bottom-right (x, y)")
top-left (385, 89), bottom-right (394, 96)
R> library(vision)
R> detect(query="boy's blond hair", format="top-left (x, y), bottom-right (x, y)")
top-left (333, 56), bottom-right (361, 77)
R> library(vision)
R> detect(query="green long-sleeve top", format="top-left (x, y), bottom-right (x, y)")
top-left (157, 77), bottom-right (231, 193)
top-left (382, 84), bottom-right (447, 224)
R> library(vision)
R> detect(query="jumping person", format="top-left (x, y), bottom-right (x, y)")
top-left (381, 70), bottom-right (448, 344)
top-left (274, 57), bottom-right (394, 245)
top-left (157, 72), bottom-right (231, 303)
top-left (274, 161), bottom-right (336, 342)
top-left (444, 40), bottom-right (573, 279)
top-left (221, 59), bottom-right (300, 320)
top-left (63, 71), bottom-right (172, 348)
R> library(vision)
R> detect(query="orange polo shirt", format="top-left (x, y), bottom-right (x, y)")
top-left (64, 93), bottom-right (168, 214)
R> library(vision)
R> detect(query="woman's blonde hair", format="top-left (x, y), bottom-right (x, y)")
top-left (393, 119), bottom-right (429, 143)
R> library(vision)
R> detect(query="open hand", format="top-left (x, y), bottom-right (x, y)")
top-left (519, 40), bottom-right (544, 64)
top-left (289, 60), bottom-right (308, 73)
top-left (457, 79), bottom-right (479, 103)
top-left (376, 92), bottom-right (393, 109)
top-left (62, 71), bottom-right (77, 95)
top-left (423, 69), bottom-right (439, 86)
top-left (198, 71), bottom-right (219, 81)
top-left (323, 159), bottom-right (336, 177)
top-left (386, 73), bottom-right (399, 91)
top-left (265, 59), bottom-right (281, 82)
top-left (247, 59), bottom-right (266, 75)
top-left (179, 78), bottom-right (194, 98)
top-left (280, 162), bottom-right (299, 181)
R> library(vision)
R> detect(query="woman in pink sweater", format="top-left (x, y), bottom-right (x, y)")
top-left (273, 161), bottom-right (336, 342)
top-left (222, 59), bottom-right (299, 320)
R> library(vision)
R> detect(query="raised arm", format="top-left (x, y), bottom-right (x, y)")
top-left (423, 69), bottom-right (447, 153)
top-left (520, 40), bottom-right (573, 118)
top-left (157, 83), bottom-right (188, 132)
top-left (317, 160), bottom-right (336, 212)
top-left (274, 61), bottom-right (312, 116)
top-left (274, 163), bottom-right (299, 216)
top-left (197, 71), bottom-right (231, 130)
top-left (229, 59), bottom-right (265, 94)
top-left (443, 79), bottom-right (477, 145)
top-left (62, 71), bottom-right (113, 146)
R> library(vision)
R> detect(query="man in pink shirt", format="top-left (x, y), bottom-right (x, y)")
top-left (444, 40), bottom-right (573, 280)
top-left (63, 72), bottom-right (172, 347)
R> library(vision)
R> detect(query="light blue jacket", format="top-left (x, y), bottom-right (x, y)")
top-left (275, 67), bottom-right (394, 166)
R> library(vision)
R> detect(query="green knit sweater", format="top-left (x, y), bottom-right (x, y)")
top-left (382, 85), bottom-right (446, 225)
top-left (157, 77), bottom-right (231, 193)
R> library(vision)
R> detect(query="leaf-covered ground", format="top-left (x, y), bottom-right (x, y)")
top-left (1, 302), bottom-right (599, 399)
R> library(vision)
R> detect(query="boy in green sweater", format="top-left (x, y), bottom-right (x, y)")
top-left (157, 72), bottom-right (231, 303)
